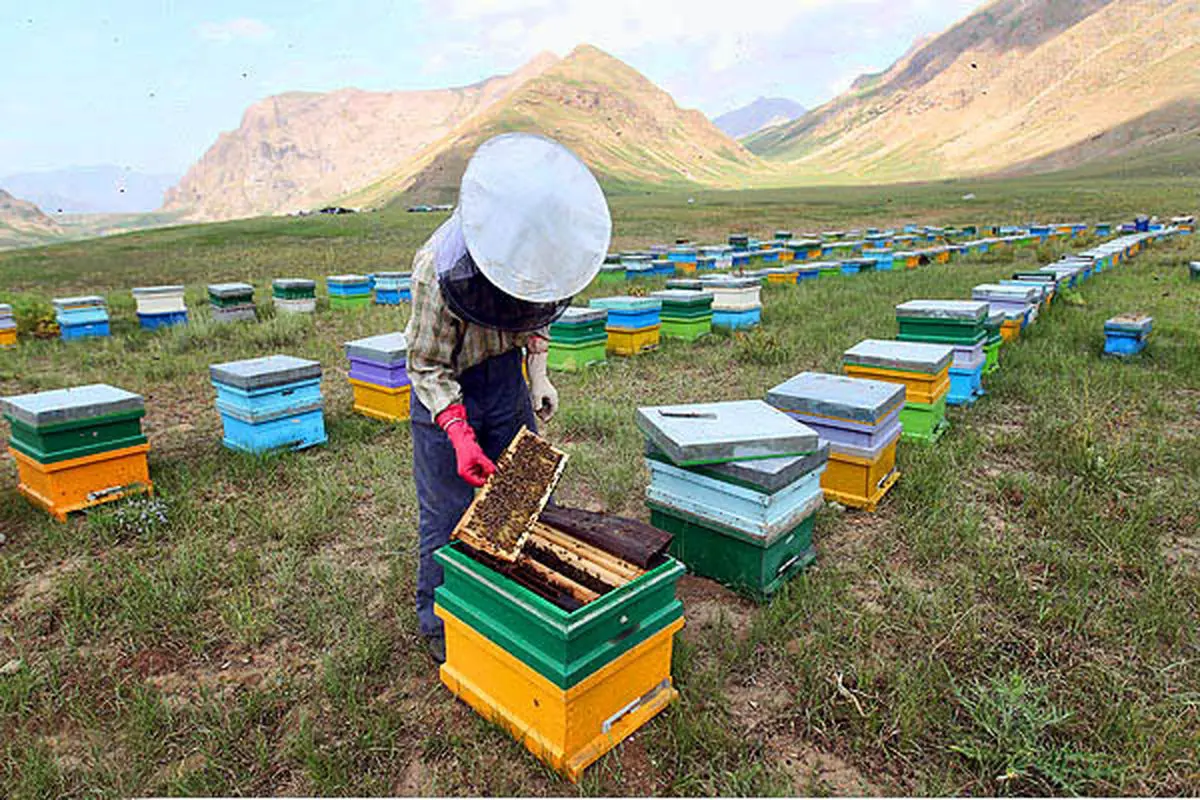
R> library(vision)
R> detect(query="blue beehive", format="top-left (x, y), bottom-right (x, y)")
top-left (373, 271), bottom-right (412, 304)
top-left (53, 296), bottom-right (111, 341)
top-left (1103, 314), bottom-right (1152, 357)
top-left (209, 355), bottom-right (326, 453)
top-left (589, 296), bottom-right (662, 331)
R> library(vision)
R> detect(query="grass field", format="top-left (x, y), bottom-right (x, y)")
top-left (0, 180), bottom-right (1197, 797)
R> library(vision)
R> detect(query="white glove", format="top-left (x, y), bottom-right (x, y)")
top-left (526, 350), bottom-right (558, 423)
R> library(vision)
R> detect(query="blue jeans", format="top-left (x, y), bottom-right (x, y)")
top-left (411, 348), bottom-right (537, 639)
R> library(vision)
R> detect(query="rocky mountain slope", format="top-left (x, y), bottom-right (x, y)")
top-left (163, 53), bottom-right (559, 220)
top-left (0, 189), bottom-right (63, 249)
top-left (747, 0), bottom-right (1200, 182)
top-left (345, 45), bottom-right (765, 208)
top-left (167, 46), bottom-right (763, 219)
top-left (713, 97), bottom-right (806, 139)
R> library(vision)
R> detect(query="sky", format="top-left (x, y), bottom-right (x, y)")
top-left (2, 0), bottom-right (983, 177)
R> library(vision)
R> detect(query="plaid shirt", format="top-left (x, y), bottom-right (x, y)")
top-left (404, 226), bottom-right (543, 419)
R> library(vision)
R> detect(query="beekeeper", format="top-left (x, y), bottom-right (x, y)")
top-left (405, 133), bottom-right (611, 663)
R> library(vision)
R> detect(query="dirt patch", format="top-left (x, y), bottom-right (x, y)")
top-left (725, 678), bottom-right (793, 731)
top-left (677, 575), bottom-right (754, 640)
top-left (1164, 533), bottom-right (1200, 574)
top-left (145, 637), bottom-right (315, 706)
top-left (3, 555), bottom-right (88, 619)
top-left (766, 734), bottom-right (884, 795)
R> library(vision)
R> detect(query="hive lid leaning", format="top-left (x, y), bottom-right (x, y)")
top-left (208, 282), bottom-right (255, 297)
top-left (647, 440), bottom-right (830, 494)
top-left (843, 339), bottom-right (954, 374)
top-left (636, 400), bottom-right (820, 466)
top-left (209, 354), bottom-right (322, 390)
top-left (2, 383), bottom-right (144, 426)
top-left (766, 371), bottom-right (906, 424)
top-left (895, 300), bottom-right (988, 323)
top-left (344, 332), bottom-right (408, 365)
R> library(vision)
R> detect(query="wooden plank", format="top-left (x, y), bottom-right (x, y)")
top-left (528, 527), bottom-right (635, 588)
top-left (520, 556), bottom-right (600, 604)
top-left (539, 506), bottom-right (673, 568)
top-left (530, 523), bottom-right (642, 583)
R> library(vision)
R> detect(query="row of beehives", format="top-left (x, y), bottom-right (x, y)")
top-left (596, 216), bottom-right (1194, 284)
top-left (2, 274), bottom-right (412, 346)
top-left (430, 226), bottom-right (1182, 783)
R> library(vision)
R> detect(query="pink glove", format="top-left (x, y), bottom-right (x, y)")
top-left (436, 404), bottom-right (495, 488)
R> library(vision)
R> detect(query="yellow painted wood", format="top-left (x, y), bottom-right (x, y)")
top-left (842, 364), bottom-right (950, 405)
top-left (0, 329), bottom-right (16, 347)
top-left (606, 326), bottom-right (660, 356)
top-left (821, 440), bottom-right (899, 512)
top-left (9, 444), bottom-right (152, 521)
top-left (1000, 319), bottom-right (1021, 343)
top-left (435, 606), bottom-right (683, 783)
top-left (348, 378), bottom-right (411, 422)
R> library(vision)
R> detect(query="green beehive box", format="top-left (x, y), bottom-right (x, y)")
top-left (434, 542), bottom-right (685, 689)
top-left (5, 409), bottom-right (147, 463)
top-left (660, 305), bottom-right (715, 320)
top-left (896, 321), bottom-right (987, 345)
top-left (899, 395), bottom-right (950, 444)
top-left (548, 340), bottom-right (607, 372)
top-left (549, 321), bottom-right (608, 343)
top-left (895, 300), bottom-right (988, 345)
top-left (983, 338), bottom-right (1001, 375)
top-left (329, 294), bottom-right (371, 310)
top-left (649, 502), bottom-right (815, 601)
top-left (271, 279), bottom-right (316, 299)
top-left (660, 317), bottom-right (712, 341)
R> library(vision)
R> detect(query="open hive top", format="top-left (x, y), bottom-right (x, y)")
top-left (453, 428), bottom-right (568, 562)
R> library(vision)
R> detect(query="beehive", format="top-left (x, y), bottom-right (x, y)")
top-left (0, 304), bottom-right (15, 348)
top-left (766, 372), bottom-right (904, 511)
top-left (208, 283), bottom-right (256, 324)
top-left (843, 340), bottom-right (952, 444)
top-left (590, 297), bottom-right (661, 356)
top-left (895, 301), bottom-right (988, 407)
top-left (373, 271), bottom-right (412, 304)
top-left (650, 290), bottom-right (713, 342)
top-left (1103, 314), bottom-right (1152, 357)
top-left (272, 279), bottom-right (317, 314)
top-left (344, 332), bottom-right (410, 421)
top-left (2, 384), bottom-right (152, 520)
top-left (638, 400), bottom-right (826, 599)
top-left (132, 285), bottom-right (188, 329)
top-left (53, 296), bottom-right (110, 341)
top-left (209, 355), bottom-right (326, 452)
top-left (327, 274), bottom-right (371, 309)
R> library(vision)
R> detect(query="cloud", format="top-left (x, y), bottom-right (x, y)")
top-left (196, 17), bottom-right (275, 44)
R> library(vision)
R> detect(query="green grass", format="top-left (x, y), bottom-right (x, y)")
top-left (0, 184), bottom-right (1197, 796)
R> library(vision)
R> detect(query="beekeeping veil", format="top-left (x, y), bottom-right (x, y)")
top-left (435, 133), bottom-right (612, 332)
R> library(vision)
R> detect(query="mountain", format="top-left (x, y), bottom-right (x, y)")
top-left (713, 97), bottom-right (806, 139)
top-left (747, 0), bottom-right (1200, 182)
top-left (167, 46), bottom-right (762, 220)
top-left (0, 189), bottom-right (63, 249)
top-left (163, 53), bottom-right (561, 221)
top-left (1, 166), bottom-right (178, 214)
top-left (345, 45), bottom-right (764, 208)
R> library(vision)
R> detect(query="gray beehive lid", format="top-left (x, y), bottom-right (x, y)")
top-left (766, 371), bottom-right (906, 424)
top-left (344, 332), bottom-right (408, 365)
top-left (374, 271), bottom-right (409, 279)
top-left (701, 276), bottom-right (759, 289)
top-left (589, 296), bottom-right (662, 312)
top-left (327, 274), bottom-right (368, 284)
top-left (207, 282), bottom-right (255, 297)
top-left (665, 278), bottom-right (703, 290)
top-left (895, 300), bottom-right (988, 323)
top-left (972, 284), bottom-right (1040, 303)
top-left (843, 339), bottom-right (954, 374)
top-left (273, 278), bottom-right (316, 289)
top-left (649, 289), bottom-right (714, 304)
top-left (52, 295), bottom-right (106, 308)
top-left (554, 307), bottom-right (608, 325)
top-left (636, 400), bottom-right (819, 466)
top-left (209, 355), bottom-right (322, 390)
top-left (2, 383), bottom-right (143, 426)
top-left (1105, 314), bottom-right (1153, 334)
top-left (987, 309), bottom-right (1006, 327)
top-left (132, 285), bottom-right (185, 296)
top-left (1000, 280), bottom-right (1048, 299)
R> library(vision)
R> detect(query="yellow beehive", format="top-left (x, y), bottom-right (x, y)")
top-left (821, 440), bottom-right (900, 512)
top-left (348, 377), bottom-right (411, 422)
top-left (9, 443), bottom-right (152, 521)
top-left (607, 326), bottom-right (660, 356)
top-left (1000, 319), bottom-right (1021, 343)
top-left (0, 329), bottom-right (16, 348)
top-left (436, 607), bottom-right (683, 782)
